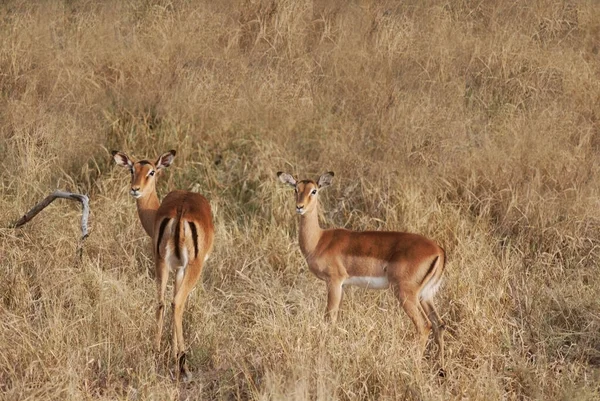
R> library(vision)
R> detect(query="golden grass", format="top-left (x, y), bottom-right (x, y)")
top-left (1, 0), bottom-right (600, 399)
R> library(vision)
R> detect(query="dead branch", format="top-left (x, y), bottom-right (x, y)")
top-left (12, 190), bottom-right (90, 240)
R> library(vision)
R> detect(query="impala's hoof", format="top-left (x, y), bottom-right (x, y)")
top-left (182, 371), bottom-right (192, 383)
top-left (178, 352), bottom-right (192, 383)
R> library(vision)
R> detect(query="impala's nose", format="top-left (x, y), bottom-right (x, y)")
top-left (130, 187), bottom-right (141, 198)
top-left (296, 205), bottom-right (305, 214)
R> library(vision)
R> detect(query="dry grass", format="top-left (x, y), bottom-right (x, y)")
top-left (1, 0), bottom-right (600, 399)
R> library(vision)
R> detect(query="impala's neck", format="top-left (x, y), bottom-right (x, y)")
top-left (135, 190), bottom-right (160, 238)
top-left (298, 205), bottom-right (323, 257)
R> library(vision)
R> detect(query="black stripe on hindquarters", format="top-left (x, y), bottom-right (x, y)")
top-left (188, 221), bottom-right (199, 259)
top-left (156, 218), bottom-right (170, 258)
top-left (419, 255), bottom-right (439, 286)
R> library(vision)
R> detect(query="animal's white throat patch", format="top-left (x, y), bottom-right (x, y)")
top-left (343, 276), bottom-right (390, 289)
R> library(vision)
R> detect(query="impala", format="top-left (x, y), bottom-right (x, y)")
top-left (113, 150), bottom-right (214, 381)
top-left (278, 171), bottom-right (446, 368)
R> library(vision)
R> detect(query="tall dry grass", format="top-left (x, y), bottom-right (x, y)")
top-left (1, 0), bottom-right (600, 399)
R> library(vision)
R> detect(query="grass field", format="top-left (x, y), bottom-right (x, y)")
top-left (1, 0), bottom-right (600, 399)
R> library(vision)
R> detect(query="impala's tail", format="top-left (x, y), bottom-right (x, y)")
top-left (173, 206), bottom-right (186, 263)
top-left (419, 248), bottom-right (446, 301)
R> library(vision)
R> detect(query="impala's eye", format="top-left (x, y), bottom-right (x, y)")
top-left (148, 170), bottom-right (155, 177)
top-left (311, 189), bottom-right (317, 195)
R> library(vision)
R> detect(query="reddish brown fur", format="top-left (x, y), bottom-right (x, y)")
top-left (113, 150), bottom-right (214, 381)
top-left (155, 190), bottom-right (214, 264)
top-left (278, 172), bottom-right (446, 368)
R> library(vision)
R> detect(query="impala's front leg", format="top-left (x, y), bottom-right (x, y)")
top-left (325, 280), bottom-right (343, 323)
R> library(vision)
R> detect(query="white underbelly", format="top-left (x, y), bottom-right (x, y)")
top-left (343, 276), bottom-right (390, 289)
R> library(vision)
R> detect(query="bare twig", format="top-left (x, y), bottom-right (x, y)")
top-left (12, 190), bottom-right (90, 240)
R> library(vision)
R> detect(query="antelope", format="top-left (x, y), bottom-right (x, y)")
top-left (112, 150), bottom-right (214, 381)
top-left (278, 171), bottom-right (446, 368)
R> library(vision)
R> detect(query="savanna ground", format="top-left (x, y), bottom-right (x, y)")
top-left (1, 0), bottom-right (600, 399)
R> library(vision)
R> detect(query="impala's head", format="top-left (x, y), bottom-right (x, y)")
top-left (112, 150), bottom-right (176, 198)
top-left (277, 171), bottom-right (334, 215)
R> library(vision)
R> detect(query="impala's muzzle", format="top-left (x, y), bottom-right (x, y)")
top-left (296, 205), bottom-right (305, 215)
top-left (130, 187), bottom-right (141, 198)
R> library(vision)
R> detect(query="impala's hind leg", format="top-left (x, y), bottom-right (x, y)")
top-left (172, 258), bottom-right (203, 382)
top-left (394, 285), bottom-right (432, 358)
top-left (420, 299), bottom-right (445, 368)
top-left (154, 257), bottom-right (169, 352)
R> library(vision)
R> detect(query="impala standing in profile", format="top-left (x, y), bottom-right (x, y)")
top-left (278, 171), bottom-right (446, 369)
top-left (113, 150), bottom-right (214, 381)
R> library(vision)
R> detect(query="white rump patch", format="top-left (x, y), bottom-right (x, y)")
top-left (343, 276), bottom-right (390, 289)
top-left (162, 218), bottom-right (189, 268)
top-left (420, 276), bottom-right (443, 301)
top-left (165, 243), bottom-right (188, 271)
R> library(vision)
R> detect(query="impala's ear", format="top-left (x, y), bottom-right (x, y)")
top-left (277, 172), bottom-right (297, 187)
top-left (112, 151), bottom-right (133, 169)
top-left (156, 150), bottom-right (176, 170)
top-left (317, 171), bottom-right (334, 188)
